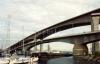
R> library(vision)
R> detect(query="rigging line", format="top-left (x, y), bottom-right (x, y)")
top-left (7, 15), bottom-right (11, 54)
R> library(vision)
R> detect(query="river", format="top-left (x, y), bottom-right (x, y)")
top-left (48, 56), bottom-right (73, 64)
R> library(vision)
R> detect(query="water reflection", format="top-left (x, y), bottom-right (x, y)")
top-left (48, 57), bottom-right (73, 64)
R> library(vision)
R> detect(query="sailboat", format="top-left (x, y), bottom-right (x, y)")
top-left (0, 59), bottom-right (9, 64)
top-left (0, 36), bottom-right (10, 64)
top-left (0, 15), bottom-right (11, 64)
top-left (28, 56), bottom-right (39, 64)
top-left (9, 26), bottom-right (30, 64)
top-left (0, 49), bottom-right (10, 64)
top-left (0, 56), bottom-right (9, 64)
top-left (9, 26), bottom-right (39, 64)
top-left (9, 53), bottom-right (30, 64)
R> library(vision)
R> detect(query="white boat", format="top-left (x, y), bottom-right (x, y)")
top-left (29, 57), bottom-right (39, 64)
top-left (0, 52), bottom-right (39, 64)
top-left (9, 58), bottom-right (28, 64)
top-left (0, 57), bottom-right (10, 64)
top-left (9, 53), bottom-right (30, 64)
top-left (0, 52), bottom-right (10, 64)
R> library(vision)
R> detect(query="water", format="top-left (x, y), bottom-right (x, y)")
top-left (48, 56), bottom-right (73, 64)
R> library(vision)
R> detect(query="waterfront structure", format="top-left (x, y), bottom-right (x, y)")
top-left (5, 8), bottom-right (100, 59)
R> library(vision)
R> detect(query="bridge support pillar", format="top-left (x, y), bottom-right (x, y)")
top-left (73, 44), bottom-right (88, 57)
top-left (91, 13), bottom-right (100, 55)
top-left (73, 38), bottom-right (88, 64)
top-left (73, 44), bottom-right (88, 64)
top-left (73, 38), bottom-right (88, 57)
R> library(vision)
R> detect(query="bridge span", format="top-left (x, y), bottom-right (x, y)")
top-left (5, 8), bottom-right (100, 62)
top-left (7, 31), bottom-right (100, 56)
top-left (26, 31), bottom-right (100, 50)
top-left (6, 8), bottom-right (100, 54)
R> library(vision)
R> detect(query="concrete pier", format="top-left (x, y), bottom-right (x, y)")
top-left (73, 38), bottom-right (88, 57)
top-left (73, 38), bottom-right (89, 64)
top-left (91, 13), bottom-right (100, 54)
top-left (73, 44), bottom-right (88, 56)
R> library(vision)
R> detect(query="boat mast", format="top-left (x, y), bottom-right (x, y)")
top-left (7, 15), bottom-right (11, 54)
top-left (22, 26), bottom-right (25, 55)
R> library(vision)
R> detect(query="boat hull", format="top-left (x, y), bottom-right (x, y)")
top-left (12, 62), bottom-right (28, 64)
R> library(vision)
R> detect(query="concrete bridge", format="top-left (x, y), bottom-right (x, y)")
top-left (7, 31), bottom-right (100, 56)
top-left (25, 31), bottom-right (100, 50)
top-left (6, 8), bottom-right (100, 58)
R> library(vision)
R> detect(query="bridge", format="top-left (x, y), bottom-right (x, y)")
top-left (8, 31), bottom-right (100, 56)
top-left (6, 8), bottom-right (100, 58)
top-left (24, 31), bottom-right (100, 50)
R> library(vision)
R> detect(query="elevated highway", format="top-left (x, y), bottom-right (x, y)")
top-left (19, 31), bottom-right (100, 50)
top-left (6, 8), bottom-right (100, 53)
top-left (8, 31), bottom-right (100, 53)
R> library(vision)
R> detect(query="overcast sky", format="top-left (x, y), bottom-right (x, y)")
top-left (0, 0), bottom-right (100, 51)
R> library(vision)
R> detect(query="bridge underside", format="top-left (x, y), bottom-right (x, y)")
top-left (26, 31), bottom-right (100, 50)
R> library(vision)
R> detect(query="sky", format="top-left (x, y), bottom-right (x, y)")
top-left (0, 0), bottom-right (100, 51)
